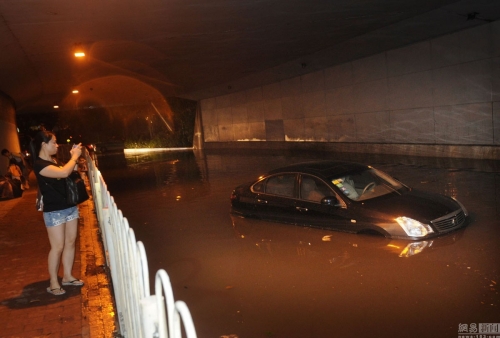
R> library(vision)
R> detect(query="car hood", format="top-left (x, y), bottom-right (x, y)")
top-left (360, 189), bottom-right (460, 223)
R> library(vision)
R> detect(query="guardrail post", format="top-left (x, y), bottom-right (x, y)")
top-left (141, 295), bottom-right (160, 338)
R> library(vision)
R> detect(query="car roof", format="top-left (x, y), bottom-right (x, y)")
top-left (267, 160), bottom-right (369, 178)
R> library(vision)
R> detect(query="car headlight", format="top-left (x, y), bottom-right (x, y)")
top-left (395, 216), bottom-right (434, 237)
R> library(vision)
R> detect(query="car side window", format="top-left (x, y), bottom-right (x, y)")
top-left (252, 180), bottom-right (265, 193)
top-left (264, 174), bottom-right (296, 197)
top-left (300, 175), bottom-right (334, 203)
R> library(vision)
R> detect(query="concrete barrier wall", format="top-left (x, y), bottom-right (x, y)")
top-left (200, 21), bottom-right (500, 159)
top-left (0, 92), bottom-right (21, 170)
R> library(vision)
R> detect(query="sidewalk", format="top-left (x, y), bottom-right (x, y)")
top-left (0, 178), bottom-right (117, 338)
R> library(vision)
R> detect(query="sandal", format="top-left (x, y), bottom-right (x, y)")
top-left (62, 279), bottom-right (84, 286)
top-left (47, 287), bottom-right (66, 296)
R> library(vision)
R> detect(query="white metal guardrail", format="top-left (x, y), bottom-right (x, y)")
top-left (85, 152), bottom-right (197, 338)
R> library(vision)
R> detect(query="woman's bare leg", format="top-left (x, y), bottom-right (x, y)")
top-left (46, 224), bottom-right (66, 289)
top-left (61, 218), bottom-right (79, 282)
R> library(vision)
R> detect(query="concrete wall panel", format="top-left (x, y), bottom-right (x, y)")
top-left (325, 85), bottom-right (355, 115)
top-left (265, 120), bottom-right (285, 141)
top-left (460, 59), bottom-right (492, 103)
top-left (387, 71), bottom-right (433, 110)
top-left (245, 87), bottom-right (263, 103)
top-left (354, 79), bottom-right (388, 113)
top-left (494, 102), bottom-right (500, 145)
top-left (302, 91), bottom-right (326, 118)
top-left (352, 53), bottom-right (387, 84)
top-left (218, 124), bottom-right (234, 141)
top-left (233, 123), bottom-right (250, 140)
top-left (324, 62), bottom-right (353, 90)
top-left (200, 98), bottom-right (216, 110)
top-left (247, 101), bottom-right (265, 122)
top-left (248, 122), bottom-right (266, 140)
top-left (301, 70), bottom-right (325, 93)
top-left (230, 91), bottom-right (248, 106)
top-left (231, 105), bottom-right (248, 124)
top-left (387, 41), bottom-right (431, 77)
top-left (280, 77), bottom-right (301, 97)
top-left (203, 125), bottom-right (219, 142)
top-left (493, 20), bottom-right (500, 57)
top-left (459, 24), bottom-right (492, 63)
top-left (215, 95), bottom-right (231, 109)
top-left (326, 115), bottom-right (356, 142)
top-left (304, 117), bottom-right (328, 141)
top-left (492, 57), bottom-right (500, 102)
top-left (216, 107), bottom-right (232, 124)
top-left (202, 108), bottom-right (217, 125)
top-left (281, 95), bottom-right (304, 119)
top-left (433, 60), bottom-right (492, 106)
top-left (431, 32), bottom-right (461, 69)
top-left (432, 65), bottom-right (465, 106)
top-left (355, 111), bottom-right (391, 142)
top-left (434, 103), bottom-right (493, 144)
top-left (284, 118), bottom-right (304, 141)
top-left (390, 108), bottom-right (435, 143)
top-left (263, 98), bottom-right (283, 120)
top-left (262, 82), bottom-right (281, 100)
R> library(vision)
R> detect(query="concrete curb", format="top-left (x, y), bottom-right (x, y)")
top-left (79, 196), bottom-right (118, 338)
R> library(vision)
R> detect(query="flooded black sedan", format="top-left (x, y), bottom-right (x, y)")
top-left (230, 160), bottom-right (469, 240)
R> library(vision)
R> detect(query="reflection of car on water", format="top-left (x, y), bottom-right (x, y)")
top-left (230, 161), bottom-right (469, 241)
top-left (230, 215), bottom-right (465, 259)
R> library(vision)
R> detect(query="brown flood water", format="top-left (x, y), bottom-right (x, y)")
top-left (98, 150), bottom-right (500, 338)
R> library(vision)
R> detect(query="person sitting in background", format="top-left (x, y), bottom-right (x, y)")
top-left (2, 148), bottom-right (29, 189)
top-left (8, 158), bottom-right (27, 190)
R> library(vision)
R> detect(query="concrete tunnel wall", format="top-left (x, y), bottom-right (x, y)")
top-left (0, 92), bottom-right (21, 171)
top-left (199, 21), bottom-right (500, 160)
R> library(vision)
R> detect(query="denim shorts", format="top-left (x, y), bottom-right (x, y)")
top-left (43, 206), bottom-right (79, 227)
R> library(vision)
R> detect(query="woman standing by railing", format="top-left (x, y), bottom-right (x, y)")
top-left (31, 130), bottom-right (85, 296)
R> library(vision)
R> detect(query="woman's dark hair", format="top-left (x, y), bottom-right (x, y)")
top-left (8, 158), bottom-right (18, 166)
top-left (29, 130), bottom-right (55, 159)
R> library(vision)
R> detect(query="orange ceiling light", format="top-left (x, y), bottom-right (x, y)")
top-left (74, 51), bottom-right (85, 57)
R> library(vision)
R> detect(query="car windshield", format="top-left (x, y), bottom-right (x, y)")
top-left (330, 168), bottom-right (406, 201)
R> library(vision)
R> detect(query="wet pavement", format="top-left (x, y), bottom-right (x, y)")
top-left (99, 149), bottom-right (500, 338)
top-left (0, 175), bottom-right (116, 338)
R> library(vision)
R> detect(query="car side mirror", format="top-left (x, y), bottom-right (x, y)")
top-left (321, 196), bottom-right (342, 207)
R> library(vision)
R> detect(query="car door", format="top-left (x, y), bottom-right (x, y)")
top-left (294, 175), bottom-right (354, 231)
top-left (252, 173), bottom-right (298, 224)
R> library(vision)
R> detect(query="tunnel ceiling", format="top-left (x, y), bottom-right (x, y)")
top-left (1, 0), bottom-right (500, 114)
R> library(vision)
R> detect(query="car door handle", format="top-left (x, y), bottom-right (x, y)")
top-left (296, 206), bottom-right (308, 212)
top-left (257, 199), bottom-right (268, 204)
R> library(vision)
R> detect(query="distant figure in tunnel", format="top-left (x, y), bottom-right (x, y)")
top-left (2, 148), bottom-right (29, 189)
top-left (7, 158), bottom-right (25, 194)
top-left (31, 131), bottom-right (85, 296)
